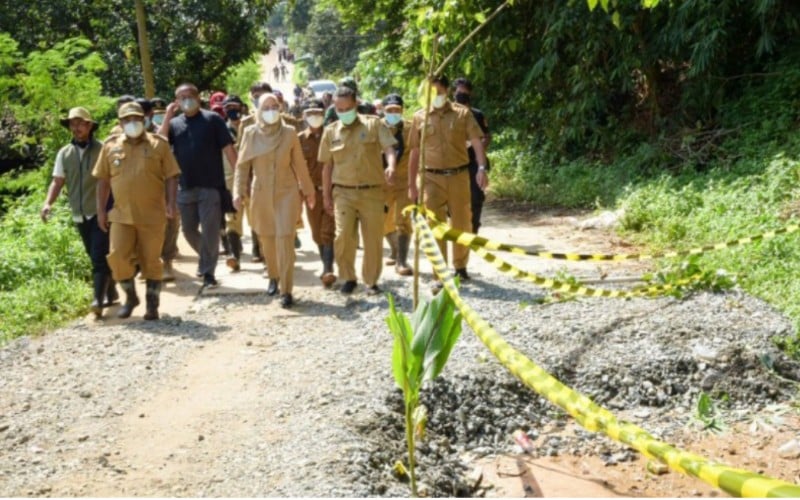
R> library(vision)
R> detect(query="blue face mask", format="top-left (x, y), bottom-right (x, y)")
top-left (385, 113), bottom-right (402, 126)
top-left (337, 108), bottom-right (357, 125)
top-left (227, 109), bottom-right (241, 121)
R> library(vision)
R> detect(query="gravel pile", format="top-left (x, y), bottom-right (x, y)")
top-left (1, 268), bottom-right (798, 497)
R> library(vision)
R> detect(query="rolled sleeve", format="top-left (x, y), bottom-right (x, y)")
top-left (377, 121), bottom-right (398, 149)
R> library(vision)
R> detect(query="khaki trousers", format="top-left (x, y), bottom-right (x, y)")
top-left (423, 169), bottom-right (471, 269)
top-left (333, 186), bottom-right (383, 285)
top-left (383, 180), bottom-right (412, 236)
top-left (259, 234), bottom-right (296, 294)
top-left (108, 222), bottom-right (166, 281)
top-left (225, 194), bottom-right (252, 236)
top-left (306, 189), bottom-right (336, 246)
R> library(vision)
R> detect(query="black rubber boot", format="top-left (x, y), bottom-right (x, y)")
top-left (105, 279), bottom-right (119, 306)
top-left (226, 231), bottom-right (242, 272)
top-left (221, 233), bottom-right (231, 256)
top-left (321, 244), bottom-right (336, 287)
top-left (143, 280), bottom-right (161, 321)
top-left (117, 279), bottom-right (140, 319)
top-left (384, 231), bottom-right (398, 265)
top-left (396, 234), bottom-right (413, 276)
top-left (229, 231), bottom-right (243, 261)
top-left (91, 272), bottom-right (108, 318)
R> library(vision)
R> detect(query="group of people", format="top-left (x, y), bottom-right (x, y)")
top-left (42, 73), bottom-right (491, 320)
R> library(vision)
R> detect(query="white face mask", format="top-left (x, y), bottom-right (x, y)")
top-left (305, 115), bottom-right (324, 129)
top-left (261, 110), bottom-right (280, 124)
top-left (433, 94), bottom-right (447, 109)
top-left (180, 98), bottom-right (198, 113)
top-left (123, 121), bottom-right (145, 138)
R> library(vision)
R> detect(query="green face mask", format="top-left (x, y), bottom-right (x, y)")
top-left (337, 108), bottom-right (357, 125)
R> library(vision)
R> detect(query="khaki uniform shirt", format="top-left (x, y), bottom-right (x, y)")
top-left (92, 133), bottom-right (181, 225)
top-left (408, 101), bottom-right (483, 169)
top-left (318, 114), bottom-right (397, 187)
top-left (298, 128), bottom-right (324, 188)
top-left (384, 118), bottom-right (412, 181)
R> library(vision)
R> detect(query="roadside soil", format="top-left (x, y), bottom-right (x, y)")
top-left (1, 197), bottom-right (798, 497)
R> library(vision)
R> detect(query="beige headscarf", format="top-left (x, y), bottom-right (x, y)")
top-left (238, 93), bottom-right (285, 164)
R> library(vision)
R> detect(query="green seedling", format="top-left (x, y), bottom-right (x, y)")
top-left (386, 289), bottom-right (463, 497)
top-left (694, 392), bottom-right (726, 433)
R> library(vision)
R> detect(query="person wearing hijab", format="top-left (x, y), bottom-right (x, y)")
top-left (234, 94), bottom-right (315, 308)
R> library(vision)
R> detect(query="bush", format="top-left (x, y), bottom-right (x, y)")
top-left (0, 192), bottom-right (91, 342)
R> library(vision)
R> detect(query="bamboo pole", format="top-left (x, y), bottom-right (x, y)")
top-left (134, 0), bottom-right (156, 99)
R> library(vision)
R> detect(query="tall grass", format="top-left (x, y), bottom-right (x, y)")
top-left (0, 189), bottom-right (91, 343)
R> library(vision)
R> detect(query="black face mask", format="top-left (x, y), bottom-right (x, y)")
top-left (454, 92), bottom-right (471, 105)
top-left (71, 138), bottom-right (89, 148)
top-left (227, 109), bottom-right (241, 121)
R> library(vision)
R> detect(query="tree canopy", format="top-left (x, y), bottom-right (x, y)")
top-left (0, 0), bottom-right (277, 97)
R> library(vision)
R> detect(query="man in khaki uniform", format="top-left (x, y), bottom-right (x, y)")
top-left (381, 94), bottom-right (413, 276)
top-left (299, 99), bottom-right (336, 286)
top-left (408, 75), bottom-right (488, 288)
top-left (94, 102), bottom-right (181, 320)
top-left (319, 86), bottom-right (397, 295)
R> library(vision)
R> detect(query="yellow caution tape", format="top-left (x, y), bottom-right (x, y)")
top-left (427, 221), bottom-right (702, 298)
top-left (411, 205), bottom-right (800, 261)
top-left (412, 212), bottom-right (800, 498)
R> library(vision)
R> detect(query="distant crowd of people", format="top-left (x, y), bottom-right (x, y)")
top-left (42, 72), bottom-right (491, 320)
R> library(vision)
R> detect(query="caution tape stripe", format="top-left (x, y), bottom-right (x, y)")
top-left (412, 212), bottom-right (800, 498)
top-left (427, 222), bottom-right (699, 298)
top-left (414, 206), bottom-right (800, 261)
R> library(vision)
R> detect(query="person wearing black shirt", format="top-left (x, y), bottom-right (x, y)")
top-left (158, 83), bottom-right (238, 288)
top-left (453, 77), bottom-right (491, 234)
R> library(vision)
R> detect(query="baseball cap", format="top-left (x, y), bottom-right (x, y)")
top-left (118, 102), bottom-right (145, 119)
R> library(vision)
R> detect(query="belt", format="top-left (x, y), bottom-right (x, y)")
top-left (333, 184), bottom-right (381, 190)
top-left (424, 165), bottom-right (470, 176)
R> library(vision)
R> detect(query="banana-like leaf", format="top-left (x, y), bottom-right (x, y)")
top-left (410, 286), bottom-right (463, 381)
top-left (386, 294), bottom-right (414, 391)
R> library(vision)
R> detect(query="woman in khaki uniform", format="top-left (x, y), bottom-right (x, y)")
top-left (234, 94), bottom-right (315, 308)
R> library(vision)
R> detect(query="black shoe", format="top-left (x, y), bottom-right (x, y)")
top-left (196, 270), bottom-right (203, 278)
top-left (454, 268), bottom-right (471, 281)
top-left (280, 293), bottom-right (293, 308)
top-left (341, 280), bottom-right (357, 294)
top-left (203, 274), bottom-right (219, 288)
top-left (267, 279), bottom-right (279, 296)
top-left (366, 285), bottom-right (382, 296)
